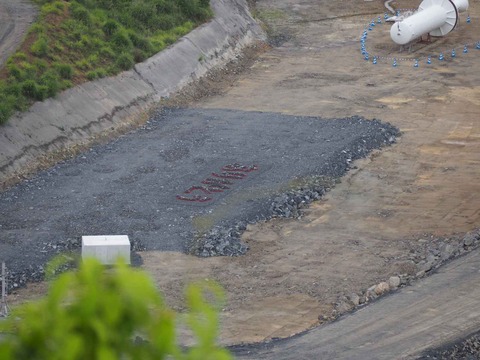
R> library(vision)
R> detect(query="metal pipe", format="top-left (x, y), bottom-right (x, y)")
top-left (390, 0), bottom-right (468, 45)
top-left (1, 262), bottom-right (7, 317)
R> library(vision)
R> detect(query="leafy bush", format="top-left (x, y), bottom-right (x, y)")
top-left (71, 4), bottom-right (91, 25)
top-left (39, 70), bottom-right (61, 97)
top-left (95, 68), bottom-right (107, 78)
top-left (20, 80), bottom-right (38, 98)
top-left (112, 29), bottom-right (133, 50)
top-left (30, 37), bottom-right (49, 57)
top-left (115, 52), bottom-right (135, 71)
top-left (0, 100), bottom-right (15, 124)
top-left (55, 63), bottom-right (74, 79)
top-left (11, 52), bottom-right (27, 62)
top-left (86, 70), bottom-right (97, 80)
top-left (128, 31), bottom-right (153, 52)
top-left (40, 1), bottom-right (64, 15)
top-left (0, 258), bottom-right (232, 360)
top-left (28, 23), bottom-right (46, 34)
top-left (7, 64), bottom-right (25, 81)
top-left (102, 19), bottom-right (119, 37)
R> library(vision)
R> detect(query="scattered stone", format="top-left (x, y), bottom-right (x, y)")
top-left (421, 260), bottom-right (434, 273)
top-left (419, 328), bottom-right (480, 359)
top-left (335, 297), bottom-right (354, 314)
top-left (399, 274), bottom-right (409, 285)
top-left (192, 176), bottom-right (337, 257)
top-left (349, 293), bottom-right (361, 306)
top-left (440, 244), bottom-right (454, 261)
top-left (374, 282), bottom-right (390, 295)
top-left (463, 232), bottom-right (477, 247)
top-left (366, 285), bottom-right (378, 301)
top-left (416, 270), bottom-right (426, 278)
top-left (358, 294), bottom-right (367, 305)
top-left (190, 224), bottom-right (249, 257)
top-left (388, 276), bottom-right (401, 289)
top-left (318, 314), bottom-right (329, 322)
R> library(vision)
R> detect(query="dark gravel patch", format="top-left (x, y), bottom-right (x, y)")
top-left (0, 108), bottom-right (398, 290)
top-left (419, 330), bottom-right (480, 359)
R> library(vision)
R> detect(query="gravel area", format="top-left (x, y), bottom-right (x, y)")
top-left (0, 108), bottom-right (398, 290)
top-left (419, 330), bottom-right (480, 359)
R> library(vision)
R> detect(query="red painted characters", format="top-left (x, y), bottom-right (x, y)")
top-left (176, 163), bottom-right (259, 203)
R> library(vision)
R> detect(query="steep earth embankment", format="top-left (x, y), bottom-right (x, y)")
top-left (0, 0), bottom-right (265, 187)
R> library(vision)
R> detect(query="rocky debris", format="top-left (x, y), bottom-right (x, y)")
top-left (190, 222), bottom-right (249, 257)
top-left (130, 238), bottom-right (147, 252)
top-left (269, 177), bottom-right (333, 219)
top-left (418, 329), bottom-right (480, 359)
top-left (191, 176), bottom-right (335, 256)
top-left (374, 282), bottom-right (390, 295)
top-left (334, 296), bottom-right (355, 315)
top-left (332, 229), bottom-right (480, 319)
top-left (188, 116), bottom-right (399, 258)
top-left (388, 276), bottom-right (401, 290)
top-left (349, 293), bottom-right (361, 306)
top-left (3, 261), bottom-right (74, 292)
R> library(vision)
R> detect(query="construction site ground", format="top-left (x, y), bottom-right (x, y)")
top-left (5, 0), bottom-right (480, 352)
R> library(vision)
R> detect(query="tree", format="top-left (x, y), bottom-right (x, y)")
top-left (0, 258), bottom-right (231, 360)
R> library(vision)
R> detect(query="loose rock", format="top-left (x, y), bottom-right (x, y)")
top-left (388, 276), bottom-right (401, 290)
top-left (374, 282), bottom-right (390, 295)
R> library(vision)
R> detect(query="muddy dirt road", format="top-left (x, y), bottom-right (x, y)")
top-left (0, 0), bottom-right (37, 67)
top-left (6, 0), bottom-right (480, 353)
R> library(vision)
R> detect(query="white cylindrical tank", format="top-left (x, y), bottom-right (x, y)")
top-left (390, 0), bottom-right (468, 45)
top-left (452, 0), bottom-right (469, 12)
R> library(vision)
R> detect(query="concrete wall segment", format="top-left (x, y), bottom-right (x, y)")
top-left (0, 0), bottom-right (265, 183)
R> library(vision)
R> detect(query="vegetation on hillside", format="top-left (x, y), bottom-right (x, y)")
top-left (0, 0), bottom-right (212, 124)
top-left (0, 258), bottom-right (231, 359)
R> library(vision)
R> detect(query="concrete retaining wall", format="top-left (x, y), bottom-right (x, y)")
top-left (0, 0), bottom-right (265, 183)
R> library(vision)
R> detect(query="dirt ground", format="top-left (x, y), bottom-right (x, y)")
top-left (7, 0), bottom-right (480, 348)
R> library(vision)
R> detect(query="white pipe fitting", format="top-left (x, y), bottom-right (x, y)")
top-left (390, 0), bottom-right (469, 45)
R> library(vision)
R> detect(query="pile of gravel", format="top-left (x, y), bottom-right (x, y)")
top-left (191, 222), bottom-right (249, 257)
top-left (189, 115), bottom-right (399, 258)
top-left (190, 175), bottom-right (336, 257)
top-left (419, 330), bottom-right (480, 359)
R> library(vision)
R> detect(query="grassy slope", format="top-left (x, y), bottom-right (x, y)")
top-left (0, 0), bottom-right (212, 124)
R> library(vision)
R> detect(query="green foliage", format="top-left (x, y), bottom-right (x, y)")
top-left (115, 52), bottom-right (135, 71)
top-left (71, 4), bottom-right (91, 25)
top-left (55, 63), bottom-right (74, 79)
top-left (111, 29), bottom-right (133, 50)
top-left (95, 68), bottom-right (107, 78)
top-left (7, 63), bottom-right (25, 81)
top-left (39, 70), bottom-right (61, 97)
top-left (11, 52), bottom-right (27, 62)
top-left (102, 19), bottom-right (119, 37)
top-left (0, 258), bottom-right (232, 360)
top-left (28, 23), bottom-right (46, 34)
top-left (40, 1), bottom-right (64, 16)
top-left (30, 37), bottom-right (49, 57)
top-left (86, 70), bottom-right (98, 80)
top-left (0, 98), bottom-right (15, 125)
top-left (0, 0), bottom-right (213, 124)
top-left (21, 80), bottom-right (39, 98)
